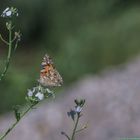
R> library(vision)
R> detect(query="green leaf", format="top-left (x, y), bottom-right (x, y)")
top-left (13, 105), bottom-right (21, 121)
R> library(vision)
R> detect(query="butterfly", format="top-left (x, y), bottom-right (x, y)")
top-left (38, 54), bottom-right (63, 87)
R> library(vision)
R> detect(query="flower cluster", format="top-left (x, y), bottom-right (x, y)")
top-left (14, 31), bottom-right (21, 41)
top-left (26, 85), bottom-right (54, 104)
top-left (67, 99), bottom-right (85, 120)
top-left (1, 7), bottom-right (18, 18)
top-left (61, 99), bottom-right (86, 140)
top-left (74, 99), bottom-right (85, 113)
top-left (27, 88), bottom-right (44, 101)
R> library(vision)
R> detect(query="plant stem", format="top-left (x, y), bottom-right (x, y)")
top-left (0, 21), bottom-right (12, 82)
top-left (0, 34), bottom-right (9, 45)
top-left (0, 104), bottom-right (36, 140)
top-left (71, 113), bottom-right (80, 140)
top-left (75, 125), bottom-right (87, 133)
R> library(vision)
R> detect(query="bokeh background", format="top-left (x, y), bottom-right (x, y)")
top-left (0, 0), bottom-right (140, 139)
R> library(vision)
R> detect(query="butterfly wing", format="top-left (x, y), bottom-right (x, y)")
top-left (38, 54), bottom-right (63, 87)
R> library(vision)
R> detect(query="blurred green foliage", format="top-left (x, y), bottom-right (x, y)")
top-left (0, 0), bottom-right (140, 113)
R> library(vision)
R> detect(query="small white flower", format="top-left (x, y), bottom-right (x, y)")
top-left (3, 7), bottom-right (10, 13)
top-left (27, 89), bottom-right (33, 97)
top-left (1, 7), bottom-right (11, 17)
top-left (6, 11), bottom-right (12, 16)
top-left (75, 106), bottom-right (82, 113)
top-left (1, 7), bottom-right (19, 18)
top-left (35, 92), bottom-right (44, 100)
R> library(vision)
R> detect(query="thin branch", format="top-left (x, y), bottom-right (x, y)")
top-left (0, 103), bottom-right (37, 140)
top-left (61, 132), bottom-right (71, 140)
top-left (71, 113), bottom-right (80, 140)
top-left (0, 34), bottom-right (9, 45)
top-left (13, 39), bottom-right (19, 52)
top-left (0, 59), bottom-right (10, 81)
top-left (0, 21), bottom-right (12, 82)
top-left (75, 125), bottom-right (87, 133)
top-left (11, 37), bottom-right (16, 43)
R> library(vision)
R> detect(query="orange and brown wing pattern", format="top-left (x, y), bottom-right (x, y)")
top-left (38, 54), bottom-right (63, 87)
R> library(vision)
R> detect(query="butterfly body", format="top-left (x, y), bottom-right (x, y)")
top-left (38, 54), bottom-right (63, 87)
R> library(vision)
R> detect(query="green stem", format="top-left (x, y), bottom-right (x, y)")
top-left (71, 113), bottom-right (80, 140)
top-left (75, 125), bottom-right (87, 133)
top-left (0, 104), bottom-right (36, 140)
top-left (0, 21), bottom-right (12, 82)
top-left (13, 39), bottom-right (19, 53)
